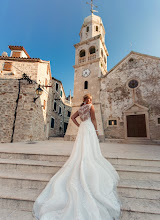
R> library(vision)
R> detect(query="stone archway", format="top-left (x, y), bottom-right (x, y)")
top-left (124, 103), bottom-right (150, 139)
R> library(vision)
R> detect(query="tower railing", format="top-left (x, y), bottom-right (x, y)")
top-left (78, 57), bottom-right (86, 64)
top-left (88, 53), bottom-right (96, 61)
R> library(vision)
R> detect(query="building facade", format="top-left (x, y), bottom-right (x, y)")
top-left (0, 46), bottom-right (52, 143)
top-left (101, 52), bottom-right (160, 141)
top-left (49, 77), bottom-right (72, 137)
top-left (65, 14), bottom-right (160, 142)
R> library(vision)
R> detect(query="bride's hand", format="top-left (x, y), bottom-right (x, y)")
top-left (96, 130), bottom-right (99, 136)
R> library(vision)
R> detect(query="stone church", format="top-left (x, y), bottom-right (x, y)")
top-left (65, 13), bottom-right (160, 143)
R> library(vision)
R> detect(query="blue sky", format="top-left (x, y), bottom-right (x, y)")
top-left (0, 0), bottom-right (160, 96)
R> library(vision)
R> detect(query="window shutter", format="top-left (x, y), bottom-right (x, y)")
top-left (3, 62), bottom-right (12, 71)
top-left (12, 52), bottom-right (21, 58)
top-left (43, 100), bottom-right (46, 110)
top-left (45, 79), bottom-right (47, 87)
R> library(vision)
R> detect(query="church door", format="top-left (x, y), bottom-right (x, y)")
top-left (127, 114), bottom-right (147, 137)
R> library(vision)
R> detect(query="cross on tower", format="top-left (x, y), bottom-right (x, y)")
top-left (86, 0), bottom-right (98, 14)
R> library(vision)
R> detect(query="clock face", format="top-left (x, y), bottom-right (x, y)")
top-left (82, 69), bottom-right (90, 77)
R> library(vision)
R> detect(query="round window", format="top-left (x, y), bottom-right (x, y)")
top-left (128, 79), bottom-right (139, 89)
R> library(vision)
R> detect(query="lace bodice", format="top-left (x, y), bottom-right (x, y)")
top-left (78, 104), bottom-right (92, 121)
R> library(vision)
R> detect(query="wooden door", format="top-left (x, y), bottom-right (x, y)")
top-left (127, 114), bottom-right (147, 137)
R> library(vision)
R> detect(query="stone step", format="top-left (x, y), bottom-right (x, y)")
top-left (0, 169), bottom-right (159, 194)
top-left (119, 179), bottom-right (160, 191)
top-left (109, 158), bottom-right (160, 167)
top-left (115, 165), bottom-right (160, 181)
top-left (0, 152), bottom-right (160, 167)
top-left (0, 158), bottom-right (64, 173)
top-left (0, 170), bottom-right (51, 190)
top-left (0, 152), bottom-right (68, 162)
top-left (121, 196), bottom-right (160, 215)
top-left (1, 169), bottom-right (160, 196)
top-left (0, 187), bottom-right (39, 211)
top-left (119, 187), bottom-right (160, 200)
top-left (120, 211), bottom-right (160, 220)
top-left (0, 186), bottom-right (160, 215)
top-left (1, 209), bottom-right (160, 220)
top-left (1, 158), bottom-right (160, 182)
top-left (0, 169), bottom-right (160, 203)
top-left (105, 138), bottom-right (160, 145)
top-left (49, 137), bottom-right (64, 141)
top-left (118, 179), bottom-right (160, 200)
top-left (0, 158), bottom-right (160, 182)
top-left (0, 208), bottom-right (34, 220)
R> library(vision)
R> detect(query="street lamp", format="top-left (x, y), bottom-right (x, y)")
top-left (33, 85), bottom-right (43, 103)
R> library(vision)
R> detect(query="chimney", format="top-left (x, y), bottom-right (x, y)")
top-left (1, 52), bottom-right (8, 57)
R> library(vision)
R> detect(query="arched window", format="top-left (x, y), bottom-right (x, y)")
top-left (104, 56), bottom-right (106, 64)
top-left (89, 46), bottom-right (96, 54)
top-left (101, 49), bottom-right (103, 57)
top-left (79, 50), bottom-right (85, 57)
top-left (96, 26), bottom-right (98, 32)
top-left (84, 81), bottom-right (88, 89)
top-left (86, 26), bottom-right (89, 32)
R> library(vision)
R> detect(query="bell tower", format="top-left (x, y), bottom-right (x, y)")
top-left (65, 8), bottom-right (109, 141)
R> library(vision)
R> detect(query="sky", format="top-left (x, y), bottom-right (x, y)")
top-left (0, 0), bottom-right (160, 96)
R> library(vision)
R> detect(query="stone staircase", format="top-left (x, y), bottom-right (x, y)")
top-left (0, 151), bottom-right (160, 219)
top-left (105, 138), bottom-right (160, 145)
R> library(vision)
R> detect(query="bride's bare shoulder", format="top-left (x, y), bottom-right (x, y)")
top-left (90, 104), bottom-right (94, 110)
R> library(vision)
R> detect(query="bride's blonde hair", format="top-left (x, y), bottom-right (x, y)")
top-left (80, 94), bottom-right (92, 106)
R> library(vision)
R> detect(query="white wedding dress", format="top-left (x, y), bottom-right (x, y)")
top-left (32, 104), bottom-right (121, 220)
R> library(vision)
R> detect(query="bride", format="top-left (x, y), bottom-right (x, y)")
top-left (32, 94), bottom-right (121, 220)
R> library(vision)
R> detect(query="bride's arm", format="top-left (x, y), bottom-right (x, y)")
top-left (71, 111), bottom-right (80, 127)
top-left (90, 105), bottom-right (98, 134)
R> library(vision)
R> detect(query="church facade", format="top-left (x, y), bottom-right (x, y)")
top-left (65, 14), bottom-right (160, 142)
top-left (101, 51), bottom-right (160, 141)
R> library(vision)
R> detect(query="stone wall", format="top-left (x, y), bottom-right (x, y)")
top-left (0, 59), bottom-right (38, 80)
top-left (0, 57), bottom-right (52, 143)
top-left (0, 79), bottom-right (46, 143)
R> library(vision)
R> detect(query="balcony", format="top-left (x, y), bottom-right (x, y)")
top-left (78, 57), bottom-right (86, 64)
top-left (88, 54), bottom-right (96, 61)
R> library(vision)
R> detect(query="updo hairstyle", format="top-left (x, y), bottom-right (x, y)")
top-left (80, 94), bottom-right (92, 106)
